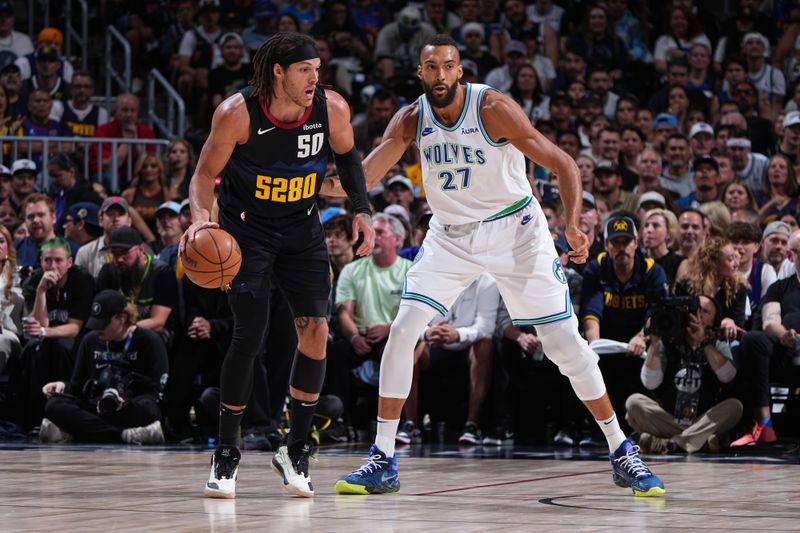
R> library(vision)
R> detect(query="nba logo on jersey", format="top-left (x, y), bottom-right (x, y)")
top-left (552, 258), bottom-right (567, 284)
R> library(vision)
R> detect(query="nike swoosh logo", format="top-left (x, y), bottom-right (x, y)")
top-left (258, 127), bottom-right (275, 135)
top-left (307, 205), bottom-right (315, 216)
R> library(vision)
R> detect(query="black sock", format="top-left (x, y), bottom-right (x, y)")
top-left (219, 405), bottom-right (244, 446)
top-left (288, 397), bottom-right (318, 446)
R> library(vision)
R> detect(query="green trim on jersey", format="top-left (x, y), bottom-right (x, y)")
top-left (484, 196), bottom-right (532, 221)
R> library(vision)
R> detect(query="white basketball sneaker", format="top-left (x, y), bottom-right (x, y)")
top-left (271, 439), bottom-right (314, 497)
top-left (204, 445), bottom-right (241, 499)
top-left (122, 420), bottom-right (165, 444)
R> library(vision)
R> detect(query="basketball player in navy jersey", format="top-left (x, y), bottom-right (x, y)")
top-left (179, 32), bottom-right (374, 499)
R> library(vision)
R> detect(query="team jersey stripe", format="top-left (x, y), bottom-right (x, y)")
top-left (416, 97), bottom-right (424, 146)
top-left (511, 291), bottom-right (572, 325)
top-left (401, 281), bottom-right (448, 315)
top-left (484, 196), bottom-right (532, 221)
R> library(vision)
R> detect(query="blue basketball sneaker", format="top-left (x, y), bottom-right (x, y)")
top-left (335, 444), bottom-right (400, 495)
top-left (610, 439), bottom-right (665, 497)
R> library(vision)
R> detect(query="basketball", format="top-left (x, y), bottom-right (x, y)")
top-left (181, 228), bottom-right (242, 289)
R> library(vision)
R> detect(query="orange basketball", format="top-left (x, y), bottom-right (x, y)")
top-left (181, 228), bottom-right (242, 289)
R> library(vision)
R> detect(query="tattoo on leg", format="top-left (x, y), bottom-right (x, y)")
top-left (294, 316), bottom-right (326, 333)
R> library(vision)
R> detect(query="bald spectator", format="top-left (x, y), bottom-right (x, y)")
top-left (92, 94), bottom-right (157, 191)
top-left (634, 149), bottom-right (662, 194)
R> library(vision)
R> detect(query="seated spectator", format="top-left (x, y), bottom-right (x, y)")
top-left (7, 158), bottom-right (36, 215)
top-left (757, 154), bottom-right (797, 225)
top-left (396, 273), bottom-right (499, 445)
top-left (592, 160), bottom-right (638, 214)
top-left (653, 5), bottom-right (712, 75)
top-left (19, 45), bottom-right (70, 116)
top-left (627, 295), bottom-right (742, 454)
top-left (761, 221), bottom-right (792, 279)
top-left (92, 94), bottom-right (157, 192)
top-left (95, 227), bottom-right (178, 348)
top-left (15, 193), bottom-right (78, 269)
top-left (675, 208), bottom-right (708, 263)
top-left (374, 6), bottom-right (436, 82)
top-left (720, 179), bottom-right (759, 216)
top-left (19, 237), bottom-right (93, 430)
top-left (633, 148), bottom-right (663, 194)
top-left (20, 89), bottom-right (71, 174)
top-left (327, 214), bottom-right (412, 423)
top-left (58, 71), bottom-right (108, 137)
top-left (0, 83), bottom-right (23, 152)
top-left (153, 201), bottom-right (181, 265)
top-left (0, 1), bottom-right (33, 70)
top-left (565, 4), bottom-right (629, 77)
top-left (727, 129), bottom-right (768, 196)
top-left (659, 133), bottom-right (694, 198)
top-left (727, 221), bottom-right (776, 316)
top-left (459, 22), bottom-right (500, 82)
top-left (713, 149), bottom-right (736, 187)
top-left (641, 208), bottom-right (684, 289)
top-left (176, 0), bottom-right (222, 105)
top-left (14, 27), bottom-right (74, 83)
top-left (242, 0), bottom-right (277, 52)
top-left (47, 152), bottom-right (102, 229)
top-left (62, 202), bottom-right (102, 248)
top-left (508, 63), bottom-right (548, 123)
top-left (742, 32), bottom-right (785, 119)
top-left (699, 200), bottom-right (732, 237)
top-left (324, 214), bottom-right (355, 282)
top-left (677, 156), bottom-right (723, 209)
top-left (690, 122), bottom-right (716, 158)
top-left (619, 125), bottom-right (645, 188)
top-left (1, 62), bottom-right (24, 120)
top-left (735, 231), bottom-right (800, 446)
top-left (122, 153), bottom-right (167, 234)
top-left (208, 33), bottom-right (253, 111)
top-left (0, 223), bottom-right (23, 372)
top-left (352, 88), bottom-right (398, 154)
top-left (164, 139), bottom-right (196, 202)
top-left (40, 289), bottom-right (167, 444)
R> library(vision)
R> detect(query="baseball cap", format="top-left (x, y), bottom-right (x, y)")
top-left (0, 0), bottom-right (13, 15)
top-left (763, 220), bottom-right (792, 239)
top-left (594, 160), bottom-right (619, 174)
top-left (320, 206), bottom-right (345, 224)
top-left (637, 191), bottom-right (666, 209)
top-left (505, 40), bottom-right (527, 57)
top-left (784, 111), bottom-right (800, 128)
top-left (0, 63), bottom-right (19, 76)
top-left (68, 202), bottom-right (100, 228)
top-left (11, 159), bottom-right (36, 174)
top-left (86, 290), bottom-right (127, 330)
top-left (387, 175), bottom-right (414, 194)
top-left (219, 32), bottom-right (244, 46)
top-left (0, 164), bottom-right (10, 176)
top-left (689, 122), bottom-right (715, 138)
top-left (100, 196), bottom-right (129, 213)
top-left (34, 45), bottom-right (59, 62)
top-left (461, 22), bottom-right (485, 40)
top-left (179, 198), bottom-right (191, 212)
top-left (399, 6), bottom-right (422, 28)
top-left (604, 215), bottom-right (638, 241)
top-left (582, 190), bottom-right (596, 207)
top-left (551, 231), bottom-right (569, 254)
top-left (253, 0), bottom-right (276, 20)
top-left (384, 204), bottom-right (411, 223)
top-left (104, 226), bottom-right (143, 250)
top-left (654, 113), bottom-right (679, 129)
top-left (37, 27), bottom-right (63, 44)
top-left (156, 201), bottom-right (181, 217)
top-left (461, 59), bottom-right (478, 76)
top-left (693, 155), bottom-right (720, 173)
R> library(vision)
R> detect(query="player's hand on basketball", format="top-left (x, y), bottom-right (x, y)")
top-left (365, 323), bottom-right (390, 343)
top-left (42, 381), bottom-right (65, 397)
top-left (353, 213), bottom-right (375, 256)
top-left (179, 220), bottom-right (219, 258)
top-left (565, 226), bottom-right (589, 264)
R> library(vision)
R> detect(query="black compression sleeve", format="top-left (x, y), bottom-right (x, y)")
top-left (333, 147), bottom-right (371, 215)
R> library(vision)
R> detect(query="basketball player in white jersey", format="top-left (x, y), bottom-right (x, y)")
top-left (328, 35), bottom-right (665, 497)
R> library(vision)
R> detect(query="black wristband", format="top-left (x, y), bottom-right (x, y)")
top-left (334, 147), bottom-right (371, 214)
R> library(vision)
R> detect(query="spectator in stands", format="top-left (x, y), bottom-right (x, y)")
top-left (581, 113), bottom-right (610, 162)
top-left (677, 156), bottom-right (723, 210)
top-left (62, 202), bottom-right (102, 248)
top-left (21, 89), bottom-right (71, 174)
top-left (728, 222), bottom-right (775, 314)
top-left (76, 196), bottom-right (130, 277)
top-left (587, 67), bottom-right (618, 120)
top-left (20, 45), bottom-right (70, 115)
top-left (689, 122), bottom-right (716, 158)
top-left (628, 294), bottom-right (742, 454)
top-left (652, 112), bottom-right (678, 153)
top-left (641, 207), bottom-right (683, 288)
top-left (19, 237), bottom-right (93, 430)
top-left (593, 160), bottom-right (638, 214)
top-left (485, 40), bottom-right (528, 94)
top-left (59, 71), bottom-right (108, 138)
top-left (634, 148), bottom-right (663, 194)
top-left (732, 79), bottom-right (775, 154)
top-left (176, 0), bottom-right (222, 105)
top-left (676, 208), bottom-right (708, 262)
top-left (122, 153), bottom-right (167, 236)
top-left (556, 130), bottom-right (580, 159)
top-left (713, 150), bottom-right (736, 187)
top-left (40, 289), bottom-right (167, 444)
top-left (0, 164), bottom-right (10, 203)
top-left (0, 0), bottom-right (32, 70)
top-left (773, 111), bottom-right (800, 164)
top-left (353, 88), bottom-right (398, 153)
top-left (327, 214), bottom-right (412, 421)
top-left (242, 0), bottom-right (276, 52)
top-left (721, 179), bottom-right (758, 216)
top-left (660, 133), bottom-right (694, 198)
top-left (208, 33), bottom-right (253, 112)
top-left (178, 198), bottom-right (192, 232)
top-left (47, 152), bottom-right (102, 228)
top-left (762, 220), bottom-right (792, 277)
top-left (324, 214), bottom-right (355, 282)
top-left (7, 158), bottom-right (36, 215)
top-left (459, 22), bottom-right (499, 82)
top-left (0, 62), bottom-right (23, 118)
top-left (422, 0), bottom-right (460, 34)
top-left (382, 175), bottom-right (417, 215)
top-left (153, 201), bottom-right (181, 265)
top-left (15, 193), bottom-right (75, 269)
top-left (0, 83), bottom-right (22, 149)
top-left (566, 4), bottom-right (628, 77)
top-left (619, 125), bottom-right (644, 187)
top-left (0, 222), bottom-right (22, 366)
top-left (374, 6), bottom-right (436, 82)
top-left (508, 64), bottom-right (548, 124)
top-left (164, 139), bottom-right (196, 202)
top-left (311, 0), bottom-right (371, 66)
top-left (687, 43), bottom-right (716, 97)
top-left (653, 4), bottom-right (712, 75)
top-left (397, 274), bottom-right (499, 446)
top-left (758, 154), bottom-right (797, 225)
top-left (649, 58), bottom-right (708, 116)
top-left (15, 27), bottom-right (74, 83)
top-left (735, 231), bottom-right (800, 446)
top-left (743, 32), bottom-right (785, 119)
top-left (93, 94), bottom-right (157, 192)
top-left (95, 226), bottom-right (178, 347)
top-left (161, 0), bottom-right (198, 78)
top-left (728, 130), bottom-right (768, 195)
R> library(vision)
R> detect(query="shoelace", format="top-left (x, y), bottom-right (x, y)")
top-left (614, 445), bottom-right (651, 479)
top-left (353, 453), bottom-right (388, 475)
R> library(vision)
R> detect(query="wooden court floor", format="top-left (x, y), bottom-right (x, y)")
top-left (2, 443), bottom-right (800, 532)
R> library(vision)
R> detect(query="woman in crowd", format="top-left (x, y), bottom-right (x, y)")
top-left (576, 154), bottom-right (595, 193)
top-left (721, 180), bottom-right (759, 215)
top-left (687, 43), bottom-right (716, 98)
top-left (508, 64), bottom-right (549, 124)
top-left (619, 125), bottom-right (646, 183)
top-left (0, 224), bottom-right (22, 373)
top-left (757, 154), bottom-right (797, 226)
top-left (667, 85), bottom-right (691, 134)
top-left (0, 84), bottom-right (23, 156)
top-left (122, 153), bottom-right (167, 234)
top-left (164, 139), bottom-right (196, 202)
top-left (653, 4), bottom-right (711, 75)
top-left (636, 108), bottom-right (656, 145)
top-left (676, 236), bottom-right (748, 340)
top-left (566, 4), bottom-right (629, 77)
top-left (641, 208), bottom-right (684, 289)
top-left (614, 95), bottom-right (639, 127)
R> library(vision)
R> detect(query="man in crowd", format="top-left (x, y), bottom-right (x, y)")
top-left (660, 134), bottom-right (694, 198)
top-left (634, 149), bottom-right (663, 194)
top-left (75, 196), bottom-right (134, 277)
top-left (59, 71), bottom-right (108, 137)
top-left (677, 157), bottom-right (722, 209)
top-left (676, 209), bottom-right (708, 261)
top-left (593, 160), bottom-right (638, 213)
top-left (62, 202), bottom-right (102, 247)
top-left (690, 122), bottom-right (716, 158)
top-left (728, 130), bottom-right (768, 195)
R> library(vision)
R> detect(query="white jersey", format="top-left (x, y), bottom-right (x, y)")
top-left (416, 83), bottom-right (533, 225)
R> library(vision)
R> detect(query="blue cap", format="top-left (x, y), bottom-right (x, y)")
top-left (320, 206), bottom-right (345, 224)
top-left (551, 232), bottom-right (569, 253)
top-left (654, 113), bottom-right (679, 128)
top-left (68, 202), bottom-right (100, 228)
top-left (156, 201), bottom-right (181, 217)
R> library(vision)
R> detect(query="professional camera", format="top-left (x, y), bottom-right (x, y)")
top-left (97, 388), bottom-right (123, 416)
top-left (85, 365), bottom-right (126, 416)
top-left (646, 295), bottom-right (700, 344)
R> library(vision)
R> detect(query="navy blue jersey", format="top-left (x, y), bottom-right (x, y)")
top-left (218, 85), bottom-right (330, 223)
top-left (61, 104), bottom-right (102, 137)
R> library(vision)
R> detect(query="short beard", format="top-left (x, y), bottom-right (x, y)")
top-left (282, 78), bottom-right (310, 108)
top-left (423, 79), bottom-right (458, 108)
top-left (118, 260), bottom-right (143, 296)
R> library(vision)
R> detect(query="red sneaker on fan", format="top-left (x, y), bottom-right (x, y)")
top-left (731, 421), bottom-right (777, 446)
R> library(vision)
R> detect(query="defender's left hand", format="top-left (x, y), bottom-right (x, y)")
top-left (565, 226), bottom-right (589, 264)
top-left (353, 213), bottom-right (375, 256)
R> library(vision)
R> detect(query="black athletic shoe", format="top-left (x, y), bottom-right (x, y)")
top-left (204, 445), bottom-right (241, 499)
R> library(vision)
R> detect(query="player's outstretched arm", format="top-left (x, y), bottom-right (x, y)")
top-left (480, 90), bottom-right (589, 264)
top-left (180, 94), bottom-right (248, 257)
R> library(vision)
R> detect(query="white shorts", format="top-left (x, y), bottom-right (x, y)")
top-left (402, 198), bottom-right (571, 326)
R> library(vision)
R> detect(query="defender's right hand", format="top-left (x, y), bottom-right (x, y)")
top-left (179, 220), bottom-right (219, 258)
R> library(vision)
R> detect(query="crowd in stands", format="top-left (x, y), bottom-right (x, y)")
top-left (0, 0), bottom-right (798, 452)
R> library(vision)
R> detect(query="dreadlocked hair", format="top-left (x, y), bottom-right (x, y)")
top-left (251, 32), bottom-right (318, 104)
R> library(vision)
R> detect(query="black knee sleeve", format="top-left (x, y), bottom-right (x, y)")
top-left (290, 350), bottom-right (327, 394)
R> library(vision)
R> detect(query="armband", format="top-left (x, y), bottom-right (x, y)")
top-left (333, 147), bottom-right (371, 215)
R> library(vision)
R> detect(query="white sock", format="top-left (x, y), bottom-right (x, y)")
top-left (375, 416), bottom-right (399, 457)
top-left (597, 414), bottom-right (626, 452)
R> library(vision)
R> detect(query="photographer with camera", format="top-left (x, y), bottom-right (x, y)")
top-left (39, 290), bottom-right (168, 444)
top-left (627, 295), bottom-right (743, 454)
top-left (581, 213), bottom-right (668, 430)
